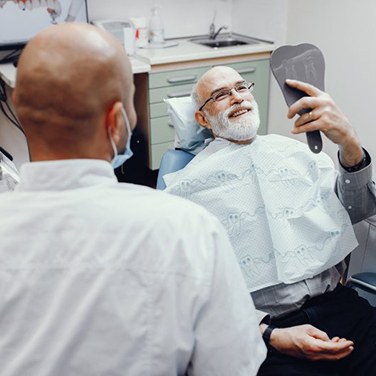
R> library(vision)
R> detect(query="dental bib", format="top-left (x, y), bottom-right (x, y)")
top-left (164, 135), bottom-right (358, 292)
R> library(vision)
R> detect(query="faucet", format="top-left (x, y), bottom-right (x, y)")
top-left (210, 25), bottom-right (228, 40)
top-left (208, 11), bottom-right (228, 40)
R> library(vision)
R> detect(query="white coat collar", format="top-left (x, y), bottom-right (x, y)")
top-left (17, 159), bottom-right (117, 192)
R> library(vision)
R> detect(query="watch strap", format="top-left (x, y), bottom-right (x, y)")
top-left (262, 324), bottom-right (277, 352)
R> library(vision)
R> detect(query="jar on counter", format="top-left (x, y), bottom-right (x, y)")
top-left (130, 17), bottom-right (148, 48)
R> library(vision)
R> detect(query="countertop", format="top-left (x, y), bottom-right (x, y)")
top-left (0, 56), bottom-right (151, 88)
top-left (0, 35), bottom-right (274, 88)
top-left (135, 36), bottom-right (275, 66)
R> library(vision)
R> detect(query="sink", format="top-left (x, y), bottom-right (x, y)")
top-left (200, 40), bottom-right (249, 48)
top-left (189, 33), bottom-right (262, 48)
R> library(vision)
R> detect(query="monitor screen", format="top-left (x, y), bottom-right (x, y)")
top-left (0, 0), bottom-right (89, 50)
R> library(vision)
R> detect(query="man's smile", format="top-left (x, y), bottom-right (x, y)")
top-left (229, 107), bottom-right (252, 118)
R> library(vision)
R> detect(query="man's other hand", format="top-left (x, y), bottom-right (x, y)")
top-left (270, 324), bottom-right (354, 361)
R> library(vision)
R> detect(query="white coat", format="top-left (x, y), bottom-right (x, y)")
top-left (0, 159), bottom-right (266, 376)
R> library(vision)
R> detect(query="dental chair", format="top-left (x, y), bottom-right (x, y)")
top-left (345, 216), bottom-right (376, 305)
top-left (156, 149), bottom-right (194, 190)
top-left (157, 95), bottom-right (210, 190)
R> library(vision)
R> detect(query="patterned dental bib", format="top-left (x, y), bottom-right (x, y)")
top-left (164, 135), bottom-right (358, 292)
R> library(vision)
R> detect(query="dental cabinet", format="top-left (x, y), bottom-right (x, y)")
top-left (136, 36), bottom-right (274, 170)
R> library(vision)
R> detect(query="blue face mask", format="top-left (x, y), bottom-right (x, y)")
top-left (109, 108), bottom-right (133, 169)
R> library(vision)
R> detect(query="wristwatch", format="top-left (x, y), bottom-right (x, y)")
top-left (262, 324), bottom-right (277, 352)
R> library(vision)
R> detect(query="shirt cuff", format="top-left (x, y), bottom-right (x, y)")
top-left (337, 148), bottom-right (373, 189)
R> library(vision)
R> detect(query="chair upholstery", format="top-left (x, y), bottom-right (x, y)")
top-left (156, 149), bottom-right (194, 190)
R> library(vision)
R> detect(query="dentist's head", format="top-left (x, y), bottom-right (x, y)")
top-left (192, 66), bottom-right (260, 143)
top-left (13, 22), bottom-right (136, 164)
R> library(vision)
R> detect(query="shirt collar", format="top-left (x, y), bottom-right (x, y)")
top-left (17, 159), bottom-right (117, 192)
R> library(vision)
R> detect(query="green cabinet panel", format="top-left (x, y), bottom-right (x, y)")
top-left (151, 141), bottom-right (174, 170)
top-left (149, 66), bottom-right (208, 89)
top-left (150, 116), bottom-right (175, 144)
top-left (150, 102), bottom-right (168, 118)
top-left (150, 83), bottom-right (194, 104)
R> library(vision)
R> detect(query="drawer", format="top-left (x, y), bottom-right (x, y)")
top-left (149, 66), bottom-right (208, 89)
top-left (149, 83), bottom-right (194, 104)
top-left (150, 116), bottom-right (175, 144)
top-left (150, 141), bottom-right (174, 170)
top-left (150, 102), bottom-right (168, 118)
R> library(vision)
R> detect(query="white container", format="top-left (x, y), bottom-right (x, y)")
top-left (130, 17), bottom-right (148, 48)
top-left (148, 5), bottom-right (165, 44)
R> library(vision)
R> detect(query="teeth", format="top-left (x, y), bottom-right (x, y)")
top-left (232, 109), bottom-right (248, 117)
top-left (40, 0), bottom-right (47, 7)
top-left (18, 1), bottom-right (26, 10)
top-left (25, 0), bottom-right (32, 10)
top-left (47, 0), bottom-right (54, 7)
top-left (31, 0), bottom-right (39, 8)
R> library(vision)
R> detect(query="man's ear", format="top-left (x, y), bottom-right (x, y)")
top-left (195, 110), bottom-right (211, 130)
top-left (106, 101), bottom-right (124, 142)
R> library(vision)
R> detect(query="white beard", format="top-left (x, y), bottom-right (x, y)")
top-left (206, 100), bottom-right (260, 141)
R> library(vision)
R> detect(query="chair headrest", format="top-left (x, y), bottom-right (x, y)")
top-left (164, 96), bottom-right (212, 154)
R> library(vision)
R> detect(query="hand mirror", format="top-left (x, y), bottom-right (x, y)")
top-left (270, 43), bottom-right (325, 153)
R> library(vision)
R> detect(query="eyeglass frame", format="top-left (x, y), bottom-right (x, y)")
top-left (198, 81), bottom-right (255, 111)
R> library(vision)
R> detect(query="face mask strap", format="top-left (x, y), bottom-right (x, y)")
top-left (108, 129), bottom-right (118, 160)
top-left (120, 108), bottom-right (132, 174)
top-left (121, 107), bottom-right (132, 138)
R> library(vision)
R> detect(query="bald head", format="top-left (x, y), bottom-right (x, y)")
top-left (192, 66), bottom-right (243, 110)
top-left (13, 23), bottom-right (136, 161)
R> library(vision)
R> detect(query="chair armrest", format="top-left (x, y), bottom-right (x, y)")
top-left (346, 272), bottom-right (376, 294)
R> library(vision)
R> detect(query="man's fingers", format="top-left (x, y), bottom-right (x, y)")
top-left (315, 338), bottom-right (354, 354)
top-left (287, 96), bottom-right (321, 119)
top-left (307, 337), bottom-right (354, 360)
top-left (308, 326), bottom-right (330, 341)
top-left (285, 79), bottom-right (322, 97)
top-left (291, 119), bottom-right (322, 135)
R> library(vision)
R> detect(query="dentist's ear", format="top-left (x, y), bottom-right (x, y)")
top-left (195, 110), bottom-right (212, 130)
top-left (106, 101), bottom-right (124, 142)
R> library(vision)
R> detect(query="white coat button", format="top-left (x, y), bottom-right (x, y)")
top-left (348, 205), bottom-right (352, 209)
top-left (345, 179), bottom-right (351, 184)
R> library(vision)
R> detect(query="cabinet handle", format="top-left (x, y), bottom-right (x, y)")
top-left (167, 91), bottom-right (192, 98)
top-left (237, 67), bottom-right (256, 74)
top-left (167, 75), bottom-right (197, 84)
top-left (168, 121), bottom-right (175, 128)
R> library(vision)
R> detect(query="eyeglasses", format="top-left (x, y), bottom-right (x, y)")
top-left (198, 81), bottom-right (255, 111)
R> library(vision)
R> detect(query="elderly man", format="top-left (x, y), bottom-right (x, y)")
top-left (0, 26), bottom-right (266, 375)
top-left (164, 66), bottom-right (376, 376)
